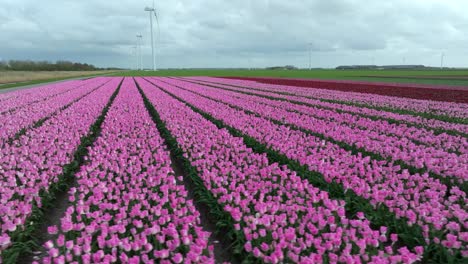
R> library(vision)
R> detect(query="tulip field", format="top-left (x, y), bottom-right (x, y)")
top-left (0, 76), bottom-right (466, 263)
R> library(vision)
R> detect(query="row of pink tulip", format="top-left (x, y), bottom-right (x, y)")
top-left (180, 77), bottom-right (467, 151)
top-left (0, 78), bottom-right (120, 257)
top-left (0, 92), bottom-right (17, 102)
top-left (138, 77), bottom-right (423, 263)
top-left (188, 77), bottom-right (468, 127)
top-left (0, 79), bottom-right (97, 114)
top-left (0, 80), bottom-right (81, 106)
top-left (149, 78), bottom-right (467, 258)
top-left (0, 78), bottom-right (110, 144)
top-left (39, 78), bottom-right (214, 264)
top-left (166, 78), bottom-right (467, 181)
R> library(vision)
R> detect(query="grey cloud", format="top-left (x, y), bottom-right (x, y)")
top-left (1, 0), bottom-right (468, 68)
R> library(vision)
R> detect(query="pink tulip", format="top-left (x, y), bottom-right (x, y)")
top-left (137, 77), bottom-right (424, 263)
top-left (147, 76), bottom-right (466, 257)
top-left (37, 78), bottom-right (214, 263)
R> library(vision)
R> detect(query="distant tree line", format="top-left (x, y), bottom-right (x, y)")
top-left (335, 65), bottom-right (427, 70)
top-left (0, 60), bottom-right (115, 71)
top-left (266, 65), bottom-right (298, 70)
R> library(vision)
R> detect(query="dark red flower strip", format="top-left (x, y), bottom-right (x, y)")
top-left (221, 77), bottom-right (468, 103)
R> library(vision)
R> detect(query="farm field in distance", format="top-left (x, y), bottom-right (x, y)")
top-left (115, 69), bottom-right (468, 87)
top-left (0, 75), bottom-right (467, 263)
top-left (0, 70), bottom-right (118, 90)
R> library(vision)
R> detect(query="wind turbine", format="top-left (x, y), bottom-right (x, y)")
top-left (440, 53), bottom-right (445, 69)
top-left (131, 46), bottom-right (137, 70)
top-left (136, 34), bottom-right (143, 70)
top-left (144, 1), bottom-right (160, 71)
top-left (308, 43), bottom-right (312, 70)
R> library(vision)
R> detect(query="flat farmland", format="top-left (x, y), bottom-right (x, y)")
top-left (0, 71), bottom-right (117, 90)
top-left (0, 76), bottom-right (466, 263)
top-left (115, 69), bottom-right (468, 87)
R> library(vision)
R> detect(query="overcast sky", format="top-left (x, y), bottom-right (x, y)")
top-left (1, 0), bottom-right (468, 69)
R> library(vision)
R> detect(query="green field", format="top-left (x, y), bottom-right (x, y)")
top-left (2, 69), bottom-right (468, 90)
top-left (115, 69), bottom-right (468, 87)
